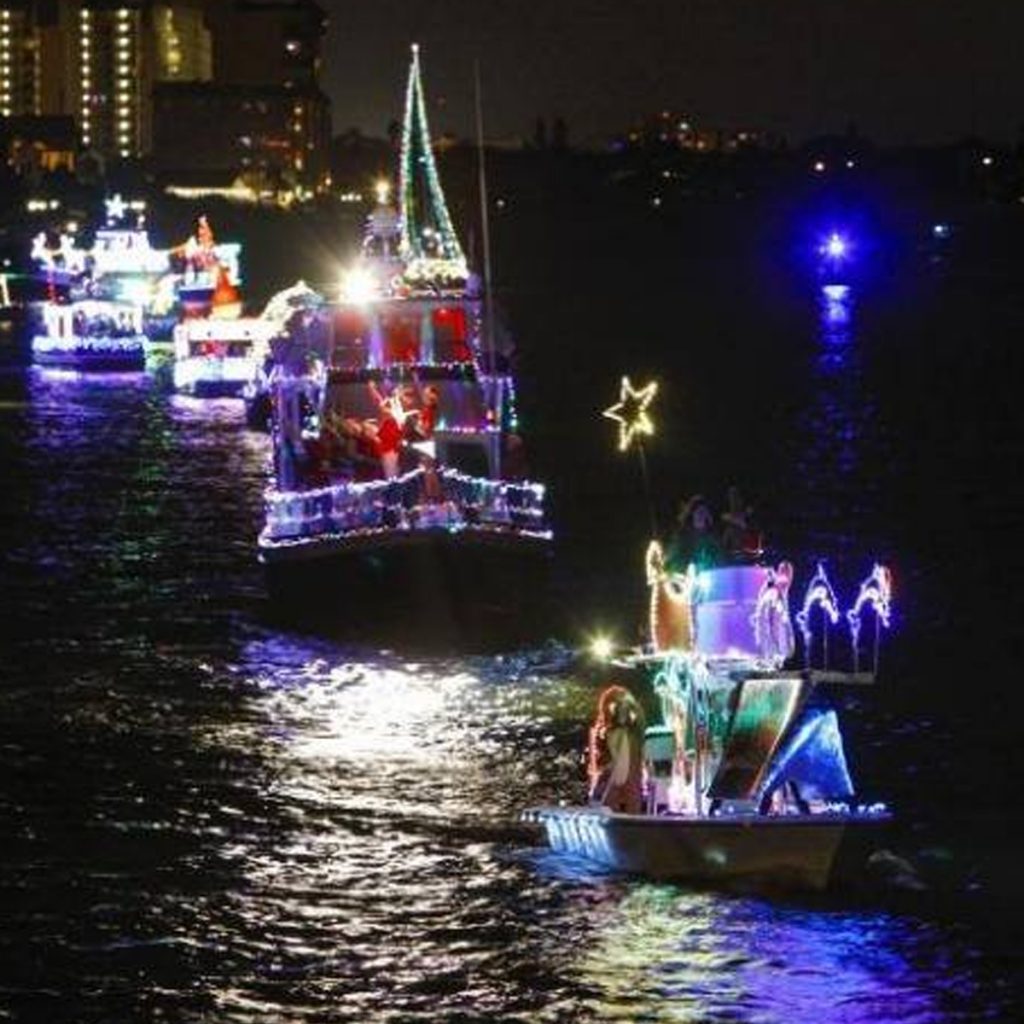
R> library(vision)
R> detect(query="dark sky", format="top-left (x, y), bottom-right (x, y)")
top-left (318, 0), bottom-right (1023, 147)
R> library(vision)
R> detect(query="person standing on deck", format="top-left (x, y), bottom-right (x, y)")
top-left (368, 380), bottom-right (412, 479)
top-left (408, 383), bottom-right (442, 501)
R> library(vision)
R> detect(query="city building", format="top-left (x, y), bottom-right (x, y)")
top-left (152, 1), bottom-right (331, 191)
top-left (0, 0), bottom-right (329, 187)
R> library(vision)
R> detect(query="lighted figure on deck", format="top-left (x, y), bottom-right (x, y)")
top-left (796, 561), bottom-right (842, 667)
top-left (847, 563), bottom-right (893, 672)
top-left (752, 562), bottom-right (797, 666)
top-left (602, 375), bottom-right (658, 452)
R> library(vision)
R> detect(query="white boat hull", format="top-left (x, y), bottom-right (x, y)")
top-left (525, 806), bottom-right (878, 890)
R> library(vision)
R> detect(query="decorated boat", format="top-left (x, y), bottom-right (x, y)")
top-left (31, 298), bottom-right (147, 370)
top-left (525, 554), bottom-right (894, 890)
top-left (257, 46), bottom-right (551, 642)
top-left (167, 213), bottom-right (242, 320)
top-left (28, 196), bottom-right (244, 347)
top-left (242, 280), bottom-right (325, 429)
top-left (172, 315), bottom-right (275, 396)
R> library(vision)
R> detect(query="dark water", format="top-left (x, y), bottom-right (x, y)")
top-left (2, 197), bottom-right (1023, 1022)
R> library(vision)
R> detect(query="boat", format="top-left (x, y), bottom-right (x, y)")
top-left (525, 554), bottom-right (894, 890)
top-left (242, 280), bottom-right (325, 429)
top-left (167, 214), bottom-right (242, 321)
top-left (33, 196), bottom-right (245, 348)
top-left (31, 297), bottom-right (147, 370)
top-left (172, 314), bottom-right (275, 396)
top-left (256, 46), bottom-right (552, 642)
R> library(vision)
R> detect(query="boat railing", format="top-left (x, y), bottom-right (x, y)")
top-left (262, 466), bottom-right (548, 544)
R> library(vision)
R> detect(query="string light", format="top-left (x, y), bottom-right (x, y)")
top-left (602, 376), bottom-right (658, 452)
top-left (847, 564), bottom-right (892, 669)
top-left (398, 44), bottom-right (468, 283)
top-left (795, 561), bottom-right (841, 658)
top-left (263, 466), bottom-right (548, 544)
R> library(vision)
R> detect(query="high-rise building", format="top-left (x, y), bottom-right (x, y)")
top-left (0, 3), bottom-right (31, 118)
top-left (1, 0), bottom-right (330, 181)
top-left (77, 2), bottom-right (147, 159)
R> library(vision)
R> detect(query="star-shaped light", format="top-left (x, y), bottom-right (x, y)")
top-left (603, 376), bottom-right (658, 452)
top-left (105, 194), bottom-right (127, 224)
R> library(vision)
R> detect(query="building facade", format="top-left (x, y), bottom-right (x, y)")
top-left (0, 0), bottom-right (329, 184)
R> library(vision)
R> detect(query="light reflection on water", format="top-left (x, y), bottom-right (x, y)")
top-left (0, 359), bottom-right (1014, 1022)
top-left (571, 884), bottom-right (986, 1023)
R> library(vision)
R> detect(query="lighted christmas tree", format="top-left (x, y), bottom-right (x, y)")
top-left (398, 44), bottom-right (467, 284)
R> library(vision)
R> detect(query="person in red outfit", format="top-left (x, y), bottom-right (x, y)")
top-left (368, 380), bottom-right (413, 478)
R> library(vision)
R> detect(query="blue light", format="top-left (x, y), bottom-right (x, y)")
top-left (824, 233), bottom-right (847, 260)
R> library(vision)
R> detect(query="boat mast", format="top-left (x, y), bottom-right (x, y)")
top-left (474, 58), bottom-right (500, 478)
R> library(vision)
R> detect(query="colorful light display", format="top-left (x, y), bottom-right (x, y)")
top-left (398, 44), bottom-right (467, 282)
top-left (263, 466), bottom-right (548, 545)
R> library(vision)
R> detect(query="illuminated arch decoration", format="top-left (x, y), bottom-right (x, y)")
top-left (602, 376), bottom-right (658, 452)
top-left (645, 540), bottom-right (695, 654)
top-left (795, 561), bottom-right (841, 668)
top-left (847, 564), bottom-right (893, 673)
top-left (398, 44), bottom-right (468, 285)
top-left (751, 562), bottom-right (796, 667)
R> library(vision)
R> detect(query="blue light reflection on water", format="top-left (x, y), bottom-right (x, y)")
top-left (560, 883), bottom-right (994, 1024)
top-left (0, 361), bottom-right (1016, 1021)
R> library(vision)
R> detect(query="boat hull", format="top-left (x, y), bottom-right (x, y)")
top-left (526, 806), bottom-right (888, 890)
top-left (173, 356), bottom-right (255, 396)
top-left (32, 349), bottom-right (146, 371)
top-left (259, 527), bottom-right (554, 648)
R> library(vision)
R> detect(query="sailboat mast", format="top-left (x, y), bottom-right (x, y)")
top-left (475, 58), bottom-right (499, 479)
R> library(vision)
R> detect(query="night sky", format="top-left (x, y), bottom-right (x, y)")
top-left (319, 0), bottom-right (1024, 147)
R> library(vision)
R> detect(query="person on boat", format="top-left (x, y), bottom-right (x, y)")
top-left (407, 382), bottom-right (442, 501)
top-left (589, 687), bottom-right (646, 814)
top-left (367, 380), bottom-right (412, 479)
top-left (666, 494), bottom-right (722, 572)
top-left (721, 485), bottom-right (763, 561)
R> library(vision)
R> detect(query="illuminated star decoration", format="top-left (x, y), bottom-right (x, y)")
top-left (105, 193), bottom-right (127, 225)
top-left (603, 376), bottom-right (658, 452)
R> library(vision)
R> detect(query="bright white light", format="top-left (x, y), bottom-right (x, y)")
top-left (813, 160), bottom-right (826, 173)
top-left (339, 266), bottom-right (378, 303)
top-left (589, 635), bottom-right (615, 662)
top-left (824, 233), bottom-right (847, 259)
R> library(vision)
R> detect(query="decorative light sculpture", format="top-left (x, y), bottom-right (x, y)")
top-left (795, 561), bottom-right (841, 668)
top-left (602, 375), bottom-right (658, 453)
top-left (398, 44), bottom-right (467, 278)
top-left (751, 562), bottom-right (796, 667)
top-left (847, 564), bottom-right (892, 674)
